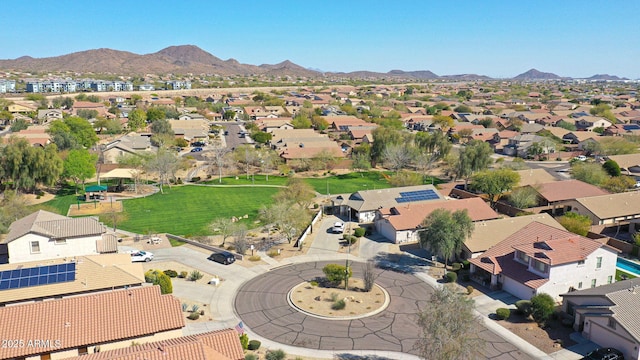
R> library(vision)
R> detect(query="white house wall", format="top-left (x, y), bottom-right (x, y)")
top-left (539, 247), bottom-right (617, 301)
top-left (375, 219), bottom-right (398, 243)
top-left (583, 316), bottom-right (640, 360)
top-left (502, 276), bottom-right (535, 300)
top-left (8, 233), bottom-right (100, 264)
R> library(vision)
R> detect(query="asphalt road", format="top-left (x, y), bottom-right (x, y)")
top-left (234, 260), bottom-right (534, 359)
top-left (213, 121), bottom-right (252, 150)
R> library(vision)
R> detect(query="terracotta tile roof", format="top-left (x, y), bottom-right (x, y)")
top-left (382, 198), bottom-right (499, 231)
top-left (67, 329), bottom-right (244, 360)
top-left (469, 222), bottom-right (607, 289)
top-left (0, 286), bottom-right (184, 359)
top-left (0, 254), bottom-right (144, 305)
top-left (2, 210), bottom-right (105, 244)
top-left (535, 179), bottom-right (609, 203)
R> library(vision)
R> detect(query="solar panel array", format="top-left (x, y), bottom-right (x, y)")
top-left (396, 190), bottom-right (440, 203)
top-left (623, 124), bottom-right (640, 131)
top-left (0, 263), bottom-right (76, 290)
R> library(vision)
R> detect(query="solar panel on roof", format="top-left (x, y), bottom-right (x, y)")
top-left (396, 189), bottom-right (439, 203)
top-left (0, 262), bottom-right (76, 291)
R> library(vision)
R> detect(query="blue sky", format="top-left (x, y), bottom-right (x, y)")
top-left (2, 0), bottom-right (638, 78)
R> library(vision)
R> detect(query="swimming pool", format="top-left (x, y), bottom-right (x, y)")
top-left (617, 257), bottom-right (640, 277)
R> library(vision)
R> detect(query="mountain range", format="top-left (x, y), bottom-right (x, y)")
top-left (0, 45), bottom-right (629, 81)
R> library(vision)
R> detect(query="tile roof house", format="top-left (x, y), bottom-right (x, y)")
top-left (0, 210), bottom-right (113, 264)
top-left (11, 125), bottom-right (52, 147)
top-left (568, 191), bottom-right (640, 231)
top-left (375, 197), bottom-right (499, 244)
top-left (169, 119), bottom-right (209, 142)
top-left (502, 134), bottom-right (556, 158)
top-left (560, 278), bottom-right (640, 360)
top-left (0, 286), bottom-right (185, 359)
top-left (515, 168), bottom-right (559, 187)
top-left (603, 153), bottom-right (640, 177)
top-left (462, 213), bottom-right (564, 259)
top-left (65, 329), bottom-right (245, 360)
top-left (101, 133), bottom-right (156, 164)
top-left (469, 222), bottom-right (618, 300)
top-left (325, 115), bottom-right (371, 131)
top-left (0, 253), bottom-right (143, 306)
top-left (331, 185), bottom-right (443, 223)
top-left (526, 179), bottom-right (609, 215)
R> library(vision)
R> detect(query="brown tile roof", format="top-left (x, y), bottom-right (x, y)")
top-left (469, 222), bottom-right (607, 289)
top-left (382, 198), bottom-right (499, 231)
top-left (67, 329), bottom-right (244, 360)
top-left (515, 169), bottom-right (559, 187)
top-left (574, 192), bottom-right (640, 220)
top-left (0, 254), bottom-right (144, 305)
top-left (535, 179), bottom-right (609, 203)
top-left (2, 210), bottom-right (106, 244)
top-left (0, 286), bottom-right (184, 359)
top-left (465, 213), bottom-right (564, 254)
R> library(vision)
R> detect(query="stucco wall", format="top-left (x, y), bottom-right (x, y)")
top-left (8, 233), bottom-right (100, 264)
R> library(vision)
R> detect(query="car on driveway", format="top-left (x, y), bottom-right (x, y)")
top-left (574, 155), bottom-right (587, 161)
top-left (208, 251), bottom-right (236, 265)
top-left (190, 147), bottom-right (203, 152)
top-left (129, 250), bottom-right (153, 262)
top-left (582, 347), bottom-right (625, 360)
top-left (331, 222), bottom-right (344, 233)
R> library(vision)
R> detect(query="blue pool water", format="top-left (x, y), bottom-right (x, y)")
top-left (617, 257), bottom-right (640, 277)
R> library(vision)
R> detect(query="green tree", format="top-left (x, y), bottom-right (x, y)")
top-left (150, 118), bottom-right (173, 135)
top-left (94, 118), bottom-right (122, 134)
top-left (471, 169), bottom-right (520, 208)
top-left (351, 151), bottom-right (371, 172)
top-left (455, 140), bottom-right (493, 188)
top-left (371, 127), bottom-right (407, 165)
top-left (252, 131), bottom-right (272, 144)
top-left (311, 115), bottom-right (329, 130)
top-left (146, 107), bottom-right (166, 121)
top-left (291, 114), bottom-right (312, 129)
top-left (322, 264), bottom-right (352, 287)
top-left (432, 114), bottom-right (454, 130)
top-left (454, 104), bottom-right (472, 113)
top-left (508, 186), bottom-right (539, 209)
top-left (590, 103), bottom-right (617, 123)
top-left (388, 171), bottom-right (422, 186)
top-left (602, 160), bottom-right (621, 177)
top-left (63, 149), bottom-right (98, 194)
top-left (48, 117), bottom-right (99, 150)
top-left (557, 212), bottom-right (591, 236)
top-left (571, 162), bottom-right (608, 186)
top-left (10, 118), bottom-right (29, 132)
top-left (144, 270), bottom-right (173, 294)
top-left (0, 191), bottom-right (31, 234)
top-left (77, 109), bottom-right (99, 119)
top-left (418, 209), bottom-right (473, 269)
top-left (530, 293), bottom-right (555, 325)
top-left (599, 137), bottom-right (638, 155)
top-left (0, 138), bottom-right (63, 192)
top-left (127, 108), bottom-right (147, 131)
top-left (602, 176), bottom-right (635, 193)
top-left (414, 131), bottom-right (451, 175)
top-left (415, 284), bottom-right (485, 360)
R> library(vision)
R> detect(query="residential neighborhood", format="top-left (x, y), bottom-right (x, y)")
top-left (0, 12), bottom-right (639, 359)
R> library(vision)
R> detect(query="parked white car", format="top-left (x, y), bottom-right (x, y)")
top-left (331, 222), bottom-right (345, 233)
top-left (129, 250), bottom-right (154, 262)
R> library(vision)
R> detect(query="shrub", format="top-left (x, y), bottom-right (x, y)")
top-left (248, 255), bottom-right (261, 262)
top-left (188, 270), bottom-right (203, 281)
top-left (144, 269), bottom-right (158, 283)
top-left (322, 264), bottom-right (351, 285)
top-left (309, 281), bottom-right (318, 287)
top-left (163, 269), bottom-right (178, 278)
top-left (496, 308), bottom-right (511, 320)
top-left (267, 250), bottom-right (280, 257)
top-left (515, 300), bottom-right (532, 316)
top-left (245, 354), bottom-right (258, 360)
top-left (444, 271), bottom-right (457, 283)
top-left (247, 340), bottom-right (261, 350)
top-left (187, 312), bottom-right (200, 320)
top-left (265, 349), bottom-right (287, 360)
top-left (181, 303), bottom-right (187, 312)
top-left (451, 262), bottom-right (462, 271)
top-left (191, 176), bottom-right (201, 182)
top-left (530, 293), bottom-right (555, 324)
top-left (226, 245), bottom-right (236, 251)
top-left (190, 304), bottom-right (200, 313)
top-left (353, 228), bottom-right (365, 237)
top-left (466, 285), bottom-right (474, 295)
top-left (239, 333), bottom-right (249, 350)
top-left (330, 292), bottom-right (339, 302)
top-left (144, 270), bottom-right (172, 294)
top-left (332, 299), bottom-right (346, 310)
top-left (179, 271), bottom-right (188, 278)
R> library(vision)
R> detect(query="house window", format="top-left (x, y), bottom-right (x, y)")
top-left (577, 260), bottom-right (585, 266)
top-left (533, 260), bottom-right (547, 273)
top-left (578, 282), bottom-right (583, 289)
top-left (596, 257), bottom-right (603, 269)
top-left (30, 241), bottom-right (40, 253)
top-left (607, 275), bottom-right (613, 284)
top-left (78, 347), bottom-right (88, 355)
top-left (608, 318), bottom-right (616, 329)
top-left (591, 279), bottom-right (597, 288)
top-left (55, 239), bottom-right (66, 245)
top-left (517, 251), bottom-right (530, 264)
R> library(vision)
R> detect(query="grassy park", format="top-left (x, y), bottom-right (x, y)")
top-left (38, 171), bottom-right (443, 236)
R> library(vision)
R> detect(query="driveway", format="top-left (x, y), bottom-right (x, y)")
top-left (306, 216), bottom-right (344, 256)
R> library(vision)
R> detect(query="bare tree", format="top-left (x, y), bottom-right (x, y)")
top-left (205, 141), bottom-right (231, 183)
top-left (259, 149), bottom-right (280, 181)
top-left (209, 217), bottom-right (236, 246)
top-left (383, 143), bottom-right (414, 173)
top-left (144, 149), bottom-right (181, 194)
top-left (233, 224), bottom-right (249, 255)
top-left (414, 284), bottom-right (485, 360)
top-left (233, 145), bottom-right (258, 179)
top-left (117, 152), bottom-right (152, 193)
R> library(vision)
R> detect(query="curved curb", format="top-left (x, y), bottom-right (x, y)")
top-left (286, 282), bottom-right (390, 321)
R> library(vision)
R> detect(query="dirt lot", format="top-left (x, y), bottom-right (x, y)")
top-left (495, 313), bottom-right (576, 354)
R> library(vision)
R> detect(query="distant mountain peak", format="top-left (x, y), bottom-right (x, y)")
top-left (513, 68), bottom-right (562, 80)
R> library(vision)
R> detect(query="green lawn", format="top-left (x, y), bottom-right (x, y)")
top-left (616, 269), bottom-right (637, 281)
top-left (202, 174), bottom-right (288, 186)
top-left (117, 185), bottom-right (279, 236)
top-left (306, 172), bottom-right (392, 195)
